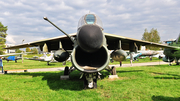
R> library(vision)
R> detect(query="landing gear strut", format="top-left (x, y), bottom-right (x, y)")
top-left (105, 66), bottom-right (117, 75)
top-left (63, 66), bottom-right (76, 75)
top-left (64, 66), bottom-right (69, 75)
top-left (83, 73), bottom-right (98, 89)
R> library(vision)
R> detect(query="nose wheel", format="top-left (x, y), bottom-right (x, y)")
top-left (83, 73), bottom-right (98, 89)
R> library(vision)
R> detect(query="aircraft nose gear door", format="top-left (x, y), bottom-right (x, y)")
top-left (83, 73), bottom-right (98, 89)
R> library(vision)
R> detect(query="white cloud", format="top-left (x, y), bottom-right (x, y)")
top-left (6, 35), bottom-right (16, 44)
top-left (1, 0), bottom-right (180, 45)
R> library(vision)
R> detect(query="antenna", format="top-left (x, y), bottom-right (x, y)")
top-left (43, 17), bottom-right (74, 43)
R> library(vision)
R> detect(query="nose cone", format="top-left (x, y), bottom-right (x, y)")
top-left (77, 25), bottom-right (104, 52)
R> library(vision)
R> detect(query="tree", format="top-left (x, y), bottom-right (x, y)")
top-left (142, 28), bottom-right (161, 50)
top-left (0, 22), bottom-right (8, 55)
top-left (31, 48), bottom-right (38, 54)
top-left (26, 47), bottom-right (31, 52)
top-left (15, 49), bottom-right (22, 53)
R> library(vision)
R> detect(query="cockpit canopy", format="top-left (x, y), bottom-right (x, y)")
top-left (78, 14), bottom-right (103, 30)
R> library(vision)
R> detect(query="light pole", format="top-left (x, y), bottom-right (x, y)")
top-left (22, 40), bottom-right (24, 63)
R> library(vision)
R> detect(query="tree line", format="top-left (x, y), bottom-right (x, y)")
top-left (15, 47), bottom-right (38, 54)
top-left (142, 28), bottom-right (161, 50)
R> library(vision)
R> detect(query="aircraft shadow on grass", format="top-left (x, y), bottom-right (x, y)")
top-left (7, 71), bottom-right (84, 91)
top-left (152, 95), bottom-right (180, 101)
top-left (152, 72), bottom-right (180, 80)
top-left (6, 69), bottom-right (144, 90)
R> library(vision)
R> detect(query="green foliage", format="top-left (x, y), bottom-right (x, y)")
top-left (31, 48), bottom-right (38, 54)
top-left (26, 47), bottom-right (31, 52)
top-left (0, 22), bottom-right (8, 55)
top-left (142, 28), bottom-right (161, 50)
top-left (173, 50), bottom-right (180, 57)
top-left (0, 44), bottom-right (6, 54)
top-left (15, 49), bottom-right (22, 53)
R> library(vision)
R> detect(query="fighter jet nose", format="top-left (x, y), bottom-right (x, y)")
top-left (77, 25), bottom-right (104, 52)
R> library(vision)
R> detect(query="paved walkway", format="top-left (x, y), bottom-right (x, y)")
top-left (0, 61), bottom-right (169, 74)
top-left (110, 61), bottom-right (169, 68)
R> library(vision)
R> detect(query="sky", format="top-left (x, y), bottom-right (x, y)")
top-left (1, 0), bottom-right (180, 45)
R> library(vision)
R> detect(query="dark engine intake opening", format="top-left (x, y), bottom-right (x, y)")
top-left (75, 46), bottom-right (108, 68)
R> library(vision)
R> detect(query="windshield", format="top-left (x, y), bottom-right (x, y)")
top-left (77, 14), bottom-right (103, 30)
top-left (85, 14), bottom-right (95, 24)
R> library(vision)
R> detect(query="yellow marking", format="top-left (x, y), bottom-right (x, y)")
top-left (82, 66), bottom-right (97, 70)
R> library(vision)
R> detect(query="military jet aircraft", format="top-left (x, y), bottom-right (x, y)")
top-left (162, 34), bottom-right (180, 65)
top-left (25, 53), bottom-right (55, 65)
top-left (126, 52), bottom-right (142, 61)
top-left (0, 52), bottom-right (32, 63)
top-left (5, 13), bottom-right (179, 89)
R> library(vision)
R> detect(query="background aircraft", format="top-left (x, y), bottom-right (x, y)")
top-left (126, 52), bottom-right (142, 61)
top-left (3, 56), bottom-right (21, 63)
top-left (5, 13), bottom-right (179, 89)
top-left (0, 52), bottom-right (32, 63)
top-left (162, 34), bottom-right (180, 65)
top-left (25, 53), bottom-right (55, 65)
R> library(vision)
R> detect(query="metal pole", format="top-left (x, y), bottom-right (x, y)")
top-left (22, 40), bottom-right (24, 63)
top-left (43, 17), bottom-right (74, 43)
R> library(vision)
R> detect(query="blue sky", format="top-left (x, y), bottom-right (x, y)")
top-left (1, 0), bottom-right (180, 44)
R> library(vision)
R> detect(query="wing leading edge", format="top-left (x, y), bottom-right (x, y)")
top-left (104, 33), bottom-right (179, 50)
top-left (5, 33), bottom-right (179, 51)
top-left (5, 33), bottom-right (76, 51)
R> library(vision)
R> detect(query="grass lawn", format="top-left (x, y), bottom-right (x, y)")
top-left (0, 62), bottom-right (179, 100)
top-left (2, 57), bottom-right (160, 70)
top-left (2, 59), bottom-right (72, 70)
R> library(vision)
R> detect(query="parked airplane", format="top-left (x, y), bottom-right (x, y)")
top-left (126, 50), bottom-right (160, 64)
top-left (139, 50), bottom-right (158, 56)
top-left (5, 13), bottom-right (179, 89)
top-left (3, 56), bottom-right (21, 63)
top-left (25, 53), bottom-right (55, 65)
top-left (126, 52), bottom-right (142, 61)
top-left (152, 51), bottom-right (165, 58)
top-left (162, 34), bottom-right (180, 65)
top-left (0, 52), bottom-right (32, 63)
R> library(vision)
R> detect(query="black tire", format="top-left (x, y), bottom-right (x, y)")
top-left (64, 66), bottom-right (69, 75)
top-left (111, 66), bottom-right (116, 75)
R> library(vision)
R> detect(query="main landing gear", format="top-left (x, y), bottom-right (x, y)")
top-left (63, 66), bottom-right (76, 75)
top-left (105, 66), bottom-right (117, 75)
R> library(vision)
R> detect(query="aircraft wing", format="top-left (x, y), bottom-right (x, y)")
top-left (25, 58), bottom-right (45, 61)
top-left (104, 33), bottom-right (179, 50)
top-left (4, 33), bottom-right (179, 51)
top-left (5, 33), bottom-right (76, 51)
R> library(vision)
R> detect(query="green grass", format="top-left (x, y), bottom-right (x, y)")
top-left (2, 59), bottom-right (72, 70)
top-left (2, 57), bottom-right (160, 70)
top-left (0, 63), bottom-right (180, 101)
